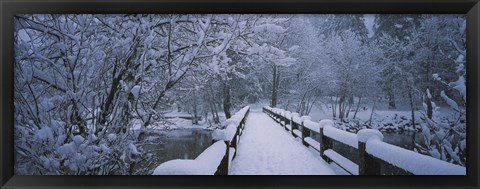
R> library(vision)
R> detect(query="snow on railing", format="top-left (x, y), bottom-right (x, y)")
top-left (152, 141), bottom-right (226, 175)
top-left (303, 119), bottom-right (320, 132)
top-left (212, 106), bottom-right (250, 142)
top-left (153, 106), bottom-right (250, 175)
top-left (366, 138), bottom-right (466, 175)
top-left (292, 114), bottom-right (302, 124)
top-left (262, 106), bottom-right (466, 176)
top-left (323, 126), bottom-right (358, 149)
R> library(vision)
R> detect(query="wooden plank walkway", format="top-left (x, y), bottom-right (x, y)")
top-left (228, 109), bottom-right (336, 175)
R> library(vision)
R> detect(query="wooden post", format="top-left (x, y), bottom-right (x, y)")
top-left (274, 111), bottom-right (278, 122)
top-left (279, 113), bottom-right (283, 126)
top-left (357, 129), bottom-right (384, 175)
top-left (285, 117), bottom-right (291, 131)
top-left (358, 142), bottom-right (380, 175)
top-left (239, 124), bottom-right (243, 136)
top-left (300, 116), bottom-right (311, 146)
top-left (214, 140), bottom-right (230, 175)
top-left (232, 132), bottom-right (238, 159)
top-left (239, 117), bottom-right (245, 136)
top-left (301, 122), bottom-right (310, 146)
top-left (278, 112), bottom-right (281, 123)
top-left (291, 121), bottom-right (296, 137)
top-left (231, 131), bottom-right (237, 149)
top-left (319, 127), bottom-right (332, 162)
top-left (275, 111), bottom-right (279, 122)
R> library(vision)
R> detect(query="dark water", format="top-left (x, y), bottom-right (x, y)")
top-left (382, 131), bottom-right (425, 150)
top-left (134, 129), bottom-right (212, 174)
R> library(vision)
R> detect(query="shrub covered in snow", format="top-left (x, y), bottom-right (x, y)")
top-left (14, 121), bottom-right (144, 175)
top-left (414, 88), bottom-right (466, 166)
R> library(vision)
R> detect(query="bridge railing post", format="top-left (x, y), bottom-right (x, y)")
top-left (279, 112), bottom-right (284, 126)
top-left (276, 111), bottom-right (279, 121)
top-left (284, 111), bottom-right (290, 130)
top-left (291, 121), bottom-right (296, 137)
top-left (278, 112), bottom-right (282, 123)
top-left (276, 110), bottom-right (281, 123)
top-left (319, 120), bottom-right (333, 162)
top-left (300, 116), bottom-right (311, 146)
top-left (291, 113), bottom-right (300, 136)
top-left (214, 140), bottom-right (230, 175)
top-left (231, 131), bottom-right (238, 149)
top-left (357, 129), bottom-right (384, 175)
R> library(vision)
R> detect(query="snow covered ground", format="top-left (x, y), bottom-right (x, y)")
top-left (308, 99), bottom-right (456, 121)
top-left (229, 109), bottom-right (336, 175)
top-left (306, 102), bottom-right (457, 133)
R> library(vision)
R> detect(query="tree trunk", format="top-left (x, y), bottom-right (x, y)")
top-left (306, 95), bottom-right (318, 115)
top-left (208, 100), bottom-right (216, 123)
top-left (331, 96), bottom-right (337, 119)
top-left (408, 87), bottom-right (416, 150)
top-left (388, 91), bottom-right (396, 109)
top-left (70, 100), bottom-right (85, 135)
top-left (98, 40), bottom-right (138, 126)
top-left (214, 103), bottom-right (220, 123)
top-left (271, 64), bottom-right (278, 108)
top-left (222, 81), bottom-right (232, 119)
top-left (207, 82), bottom-right (220, 124)
top-left (369, 96), bottom-right (377, 125)
top-left (353, 95), bottom-right (363, 119)
top-left (345, 95), bottom-right (353, 118)
top-left (425, 89), bottom-right (433, 120)
top-left (298, 91), bottom-right (308, 115)
top-left (408, 88), bottom-right (415, 130)
top-left (192, 89), bottom-right (199, 125)
top-left (338, 95), bottom-right (345, 120)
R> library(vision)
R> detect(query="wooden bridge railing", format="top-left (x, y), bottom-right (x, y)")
top-left (263, 106), bottom-right (466, 175)
top-left (211, 106), bottom-right (250, 175)
top-left (152, 106), bottom-right (250, 175)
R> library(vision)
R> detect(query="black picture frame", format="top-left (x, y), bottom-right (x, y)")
top-left (1, 0), bottom-right (479, 188)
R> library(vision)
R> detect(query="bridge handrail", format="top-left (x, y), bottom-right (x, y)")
top-left (152, 106), bottom-right (250, 175)
top-left (262, 106), bottom-right (466, 175)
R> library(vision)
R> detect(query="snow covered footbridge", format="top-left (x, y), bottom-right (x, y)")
top-left (152, 106), bottom-right (466, 175)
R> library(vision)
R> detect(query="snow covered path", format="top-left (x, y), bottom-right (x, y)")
top-left (229, 109), bottom-right (336, 175)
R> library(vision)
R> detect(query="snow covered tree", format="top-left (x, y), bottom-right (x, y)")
top-left (14, 14), bottom-right (145, 175)
top-left (323, 30), bottom-right (377, 120)
top-left (373, 14), bottom-right (422, 109)
top-left (13, 14), bottom-right (467, 174)
top-left (415, 15), bottom-right (466, 166)
top-left (277, 15), bottom-right (328, 115)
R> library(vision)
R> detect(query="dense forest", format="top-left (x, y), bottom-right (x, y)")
top-left (14, 14), bottom-right (466, 175)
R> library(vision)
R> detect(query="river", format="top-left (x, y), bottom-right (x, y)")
top-left (134, 129), bottom-right (213, 174)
